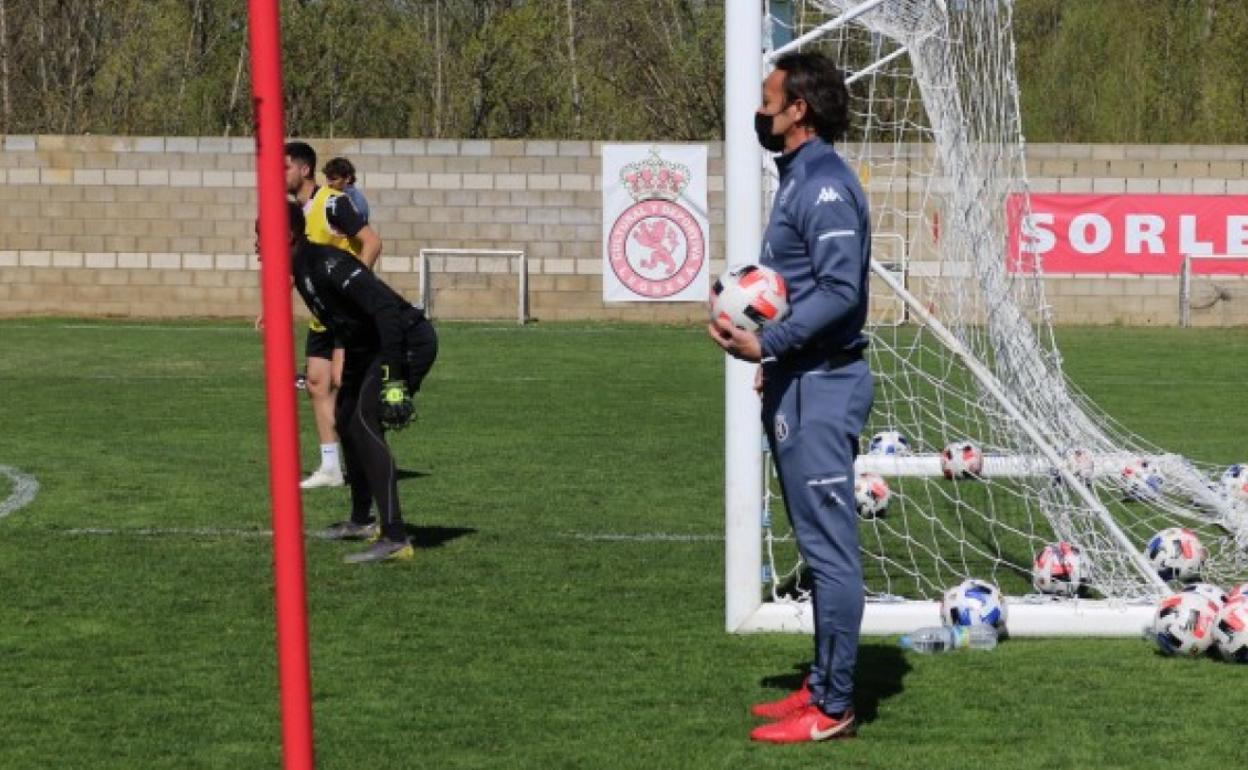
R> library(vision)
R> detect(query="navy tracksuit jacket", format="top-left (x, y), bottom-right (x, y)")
top-left (758, 136), bottom-right (874, 714)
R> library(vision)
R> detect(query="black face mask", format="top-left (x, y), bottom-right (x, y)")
top-left (754, 108), bottom-right (788, 153)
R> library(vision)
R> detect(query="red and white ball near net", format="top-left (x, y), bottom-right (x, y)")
top-left (710, 265), bottom-right (789, 332)
top-left (940, 441), bottom-right (984, 480)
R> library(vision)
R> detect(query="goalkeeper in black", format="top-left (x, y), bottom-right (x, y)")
top-left (282, 200), bottom-right (438, 563)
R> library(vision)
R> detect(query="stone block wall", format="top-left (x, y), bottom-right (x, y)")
top-left (0, 135), bottom-right (1245, 325)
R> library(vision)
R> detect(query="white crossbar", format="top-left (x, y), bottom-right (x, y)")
top-left (738, 598), bottom-right (1155, 637)
top-left (418, 248), bottom-right (529, 325)
top-left (1178, 253), bottom-right (1247, 327)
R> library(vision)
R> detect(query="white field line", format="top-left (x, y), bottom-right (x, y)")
top-left (0, 323), bottom-right (630, 335)
top-left (0, 466), bottom-right (40, 519)
top-left (43, 373), bottom-right (546, 383)
top-left (0, 323), bottom-right (251, 332)
top-left (66, 527), bottom-right (276, 539)
top-left (561, 532), bottom-right (723, 542)
top-left (61, 526), bottom-right (722, 543)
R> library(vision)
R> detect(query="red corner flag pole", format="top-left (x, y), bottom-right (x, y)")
top-left (247, 1), bottom-right (315, 768)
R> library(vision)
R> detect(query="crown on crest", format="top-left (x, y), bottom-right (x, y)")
top-left (620, 149), bottom-right (690, 202)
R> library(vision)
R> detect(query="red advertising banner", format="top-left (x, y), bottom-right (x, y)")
top-left (1007, 194), bottom-right (1248, 275)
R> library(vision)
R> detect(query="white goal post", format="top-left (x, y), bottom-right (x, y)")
top-left (417, 248), bottom-right (529, 325)
top-left (723, 0), bottom-right (1248, 637)
top-left (1178, 254), bottom-right (1244, 327)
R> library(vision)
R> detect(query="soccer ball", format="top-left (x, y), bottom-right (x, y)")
top-left (710, 264), bottom-right (789, 331)
top-left (1181, 582), bottom-right (1228, 609)
top-left (1219, 464), bottom-right (1248, 503)
top-left (1144, 527), bottom-right (1206, 582)
top-left (1212, 601), bottom-right (1248, 663)
top-left (854, 472), bottom-right (891, 519)
top-left (1150, 591), bottom-right (1219, 656)
top-left (1121, 458), bottom-right (1163, 501)
top-left (941, 441), bottom-right (984, 480)
top-left (1226, 582), bottom-right (1248, 606)
top-left (1032, 542), bottom-right (1083, 596)
top-left (1051, 448), bottom-right (1095, 486)
top-left (867, 430), bottom-right (912, 456)
top-left (941, 579), bottom-right (1007, 629)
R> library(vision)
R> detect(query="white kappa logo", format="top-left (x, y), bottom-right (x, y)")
top-left (815, 186), bottom-right (843, 205)
top-left (774, 412), bottom-right (789, 443)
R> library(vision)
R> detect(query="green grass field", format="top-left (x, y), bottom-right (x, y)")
top-left (1, 319), bottom-right (1245, 770)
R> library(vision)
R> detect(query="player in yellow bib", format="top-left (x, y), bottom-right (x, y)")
top-left (284, 141), bottom-right (382, 489)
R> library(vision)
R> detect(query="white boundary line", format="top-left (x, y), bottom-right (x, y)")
top-left (562, 532), bottom-right (723, 542)
top-left (60, 526), bottom-right (723, 543)
top-left (0, 323), bottom-right (251, 332)
top-left (0, 466), bottom-right (40, 519)
top-left (67, 527), bottom-right (276, 538)
top-left (0, 322), bottom-right (628, 335)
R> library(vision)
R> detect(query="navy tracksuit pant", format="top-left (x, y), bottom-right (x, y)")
top-left (762, 358), bottom-right (873, 714)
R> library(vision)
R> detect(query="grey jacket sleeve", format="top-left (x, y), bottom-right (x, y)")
top-left (760, 179), bottom-right (866, 359)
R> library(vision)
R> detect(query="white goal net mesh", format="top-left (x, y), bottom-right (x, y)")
top-left (760, 0), bottom-right (1248, 610)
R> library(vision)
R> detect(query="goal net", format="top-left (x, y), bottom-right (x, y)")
top-left (731, 0), bottom-right (1248, 635)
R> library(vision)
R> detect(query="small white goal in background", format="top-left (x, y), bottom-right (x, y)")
top-left (418, 248), bottom-right (529, 325)
top-left (1178, 254), bottom-right (1244, 327)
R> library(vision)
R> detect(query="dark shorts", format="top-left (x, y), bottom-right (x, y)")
top-left (304, 326), bottom-right (339, 361)
top-left (341, 318), bottom-right (438, 393)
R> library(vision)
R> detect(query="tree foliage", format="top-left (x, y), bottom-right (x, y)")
top-left (0, 1), bottom-right (1246, 142)
top-left (1012, 0), bottom-right (1248, 143)
top-left (0, 0), bottom-right (725, 139)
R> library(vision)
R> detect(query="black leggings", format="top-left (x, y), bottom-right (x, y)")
top-left (336, 322), bottom-right (438, 541)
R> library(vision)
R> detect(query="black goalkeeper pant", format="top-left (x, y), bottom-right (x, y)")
top-left (336, 321), bottom-right (438, 542)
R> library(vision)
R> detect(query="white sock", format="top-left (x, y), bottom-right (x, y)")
top-left (320, 443), bottom-right (340, 473)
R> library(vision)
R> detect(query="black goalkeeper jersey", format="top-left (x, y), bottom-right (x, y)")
top-left (291, 241), bottom-right (424, 372)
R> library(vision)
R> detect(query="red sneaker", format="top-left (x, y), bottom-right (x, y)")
top-left (750, 676), bottom-right (811, 721)
top-left (749, 705), bottom-right (856, 744)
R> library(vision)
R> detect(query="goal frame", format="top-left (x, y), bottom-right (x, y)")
top-left (1178, 254), bottom-right (1246, 327)
top-left (417, 248), bottom-right (530, 325)
top-left (723, 0), bottom-right (1170, 637)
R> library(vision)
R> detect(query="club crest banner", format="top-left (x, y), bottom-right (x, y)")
top-left (602, 145), bottom-right (709, 302)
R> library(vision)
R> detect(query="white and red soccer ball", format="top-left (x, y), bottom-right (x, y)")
top-left (941, 579), bottom-right (1007, 629)
top-left (854, 472), bottom-right (891, 520)
top-left (1032, 542), bottom-right (1083, 596)
top-left (1052, 448), bottom-right (1095, 486)
top-left (867, 430), bottom-right (911, 456)
top-left (1226, 582), bottom-right (1248, 606)
top-left (1212, 601), bottom-right (1248, 663)
top-left (710, 264), bottom-right (789, 332)
top-left (1144, 527), bottom-right (1206, 582)
top-left (1121, 458), bottom-right (1163, 501)
top-left (1151, 591), bottom-right (1219, 656)
top-left (1219, 464), bottom-right (1248, 504)
top-left (1181, 582), bottom-right (1228, 609)
top-left (941, 441), bottom-right (983, 480)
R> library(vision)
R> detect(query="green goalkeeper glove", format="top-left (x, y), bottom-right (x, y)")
top-left (379, 365), bottom-right (414, 430)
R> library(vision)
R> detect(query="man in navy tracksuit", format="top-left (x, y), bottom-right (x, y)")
top-left (709, 51), bottom-right (873, 744)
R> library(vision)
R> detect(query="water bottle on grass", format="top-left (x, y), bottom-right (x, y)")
top-left (899, 624), bottom-right (999, 653)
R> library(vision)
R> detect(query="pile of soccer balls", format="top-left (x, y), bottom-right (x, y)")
top-left (1151, 581), bottom-right (1248, 662)
top-left (1143, 526), bottom-right (1248, 662)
